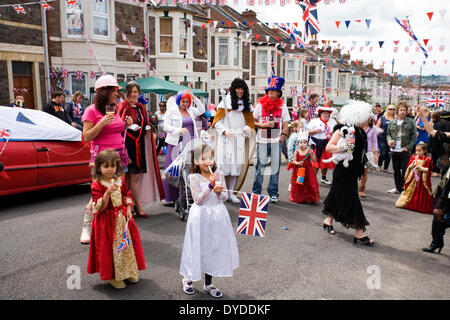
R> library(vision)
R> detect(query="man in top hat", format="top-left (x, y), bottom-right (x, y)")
top-left (307, 105), bottom-right (336, 184)
top-left (252, 75), bottom-right (290, 203)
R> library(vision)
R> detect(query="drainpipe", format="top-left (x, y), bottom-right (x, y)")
top-left (41, 5), bottom-right (51, 104)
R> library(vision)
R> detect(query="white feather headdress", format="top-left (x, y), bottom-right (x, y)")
top-left (338, 100), bottom-right (374, 127)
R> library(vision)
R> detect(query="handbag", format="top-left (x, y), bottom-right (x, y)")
top-left (296, 167), bottom-right (305, 185)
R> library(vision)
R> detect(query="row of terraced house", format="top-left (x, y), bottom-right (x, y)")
top-left (0, 0), bottom-right (405, 111)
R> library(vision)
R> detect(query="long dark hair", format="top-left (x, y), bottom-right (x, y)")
top-left (92, 149), bottom-right (124, 181)
top-left (190, 144), bottom-right (217, 174)
top-left (93, 86), bottom-right (117, 115)
top-left (229, 78), bottom-right (251, 112)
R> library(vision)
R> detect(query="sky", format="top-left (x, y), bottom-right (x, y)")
top-left (232, 0), bottom-right (450, 77)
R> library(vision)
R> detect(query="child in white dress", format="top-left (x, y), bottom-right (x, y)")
top-left (179, 144), bottom-right (239, 298)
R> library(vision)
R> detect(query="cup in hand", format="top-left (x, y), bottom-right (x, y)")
top-left (106, 104), bottom-right (116, 115)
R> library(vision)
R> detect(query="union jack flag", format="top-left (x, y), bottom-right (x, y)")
top-left (67, 0), bottom-right (79, 9)
top-left (90, 70), bottom-right (96, 79)
top-left (298, 0), bottom-right (321, 37)
top-left (299, 87), bottom-right (306, 105)
top-left (290, 26), bottom-right (307, 48)
top-left (321, 90), bottom-right (326, 103)
top-left (76, 71), bottom-right (84, 80)
top-left (40, 1), bottom-right (53, 11)
top-left (394, 17), bottom-right (428, 59)
top-left (117, 220), bottom-right (130, 253)
top-left (237, 193), bottom-right (269, 237)
top-left (143, 35), bottom-right (149, 55)
top-left (425, 96), bottom-right (447, 109)
top-left (0, 129), bottom-right (11, 140)
top-left (290, 86), bottom-right (298, 96)
top-left (14, 5), bottom-right (26, 14)
top-left (61, 69), bottom-right (69, 79)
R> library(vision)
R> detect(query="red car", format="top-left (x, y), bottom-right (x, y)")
top-left (0, 106), bottom-right (91, 196)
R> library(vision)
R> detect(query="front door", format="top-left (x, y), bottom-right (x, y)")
top-left (12, 61), bottom-right (35, 109)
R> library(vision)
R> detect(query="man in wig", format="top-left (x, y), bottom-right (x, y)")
top-left (252, 75), bottom-right (290, 203)
top-left (211, 78), bottom-right (255, 203)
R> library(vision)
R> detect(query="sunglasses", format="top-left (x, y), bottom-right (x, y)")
top-left (388, 108), bottom-right (395, 110)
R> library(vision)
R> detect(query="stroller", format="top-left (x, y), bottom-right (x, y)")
top-left (163, 133), bottom-right (211, 221)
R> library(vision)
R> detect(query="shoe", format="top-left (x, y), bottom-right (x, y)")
top-left (431, 172), bottom-right (440, 177)
top-left (323, 223), bottom-right (336, 235)
top-left (203, 284), bottom-right (223, 298)
top-left (288, 184), bottom-right (291, 192)
top-left (358, 191), bottom-right (367, 198)
top-left (422, 243), bottom-right (443, 254)
top-left (321, 178), bottom-right (332, 185)
top-left (135, 207), bottom-right (149, 218)
top-left (383, 169), bottom-right (391, 174)
top-left (387, 188), bottom-right (400, 194)
top-left (228, 192), bottom-right (240, 204)
top-left (182, 278), bottom-right (195, 295)
top-left (80, 204), bottom-right (93, 245)
top-left (109, 279), bottom-right (126, 289)
top-left (270, 196), bottom-right (279, 204)
top-left (353, 236), bottom-right (375, 246)
top-left (127, 276), bottom-right (139, 283)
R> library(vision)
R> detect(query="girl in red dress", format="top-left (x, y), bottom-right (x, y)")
top-left (288, 130), bottom-right (320, 204)
top-left (395, 142), bottom-right (434, 214)
top-left (87, 149), bottom-right (146, 289)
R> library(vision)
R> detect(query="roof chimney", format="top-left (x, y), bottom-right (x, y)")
top-left (241, 10), bottom-right (257, 23)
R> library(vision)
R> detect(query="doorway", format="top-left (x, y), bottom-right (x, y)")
top-left (12, 61), bottom-right (35, 109)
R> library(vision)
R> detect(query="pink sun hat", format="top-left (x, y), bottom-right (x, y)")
top-left (94, 75), bottom-right (122, 92)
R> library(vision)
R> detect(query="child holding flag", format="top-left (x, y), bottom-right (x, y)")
top-left (87, 149), bottom-right (146, 289)
top-left (288, 130), bottom-right (320, 204)
top-left (180, 144), bottom-right (239, 298)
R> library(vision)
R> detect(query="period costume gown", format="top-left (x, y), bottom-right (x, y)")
top-left (87, 177), bottom-right (146, 281)
top-left (287, 150), bottom-right (320, 204)
top-left (179, 170), bottom-right (239, 282)
top-left (323, 125), bottom-right (370, 231)
top-left (395, 155), bottom-right (434, 214)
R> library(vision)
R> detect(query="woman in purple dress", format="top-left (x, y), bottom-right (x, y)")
top-left (162, 90), bottom-right (205, 203)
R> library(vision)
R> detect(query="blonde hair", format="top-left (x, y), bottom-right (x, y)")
top-left (72, 91), bottom-right (84, 103)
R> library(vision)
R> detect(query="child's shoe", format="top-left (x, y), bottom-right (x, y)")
top-left (109, 279), bottom-right (126, 289)
top-left (203, 284), bottom-right (223, 298)
top-left (128, 276), bottom-right (139, 283)
top-left (182, 278), bottom-right (195, 295)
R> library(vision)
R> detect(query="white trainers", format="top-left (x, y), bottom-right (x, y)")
top-left (288, 184), bottom-right (292, 192)
top-left (270, 196), bottom-right (279, 204)
top-left (321, 178), bottom-right (332, 185)
top-left (228, 192), bottom-right (240, 203)
top-left (387, 188), bottom-right (400, 194)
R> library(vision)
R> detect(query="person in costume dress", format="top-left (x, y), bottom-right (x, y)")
top-left (395, 142), bottom-right (434, 214)
top-left (162, 89), bottom-right (205, 203)
top-left (416, 106), bottom-right (450, 253)
top-left (287, 121), bottom-right (302, 192)
top-left (180, 144), bottom-right (239, 298)
top-left (211, 78), bottom-right (255, 203)
top-left (80, 75), bottom-right (132, 244)
top-left (87, 149), bottom-right (146, 289)
top-left (117, 82), bottom-right (165, 217)
top-left (288, 129), bottom-right (319, 204)
top-left (307, 105), bottom-right (336, 184)
top-left (322, 101), bottom-right (375, 246)
top-left (252, 75), bottom-right (290, 204)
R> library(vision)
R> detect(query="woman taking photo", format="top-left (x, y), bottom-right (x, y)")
top-left (322, 101), bottom-right (375, 246)
top-left (79, 75), bottom-right (132, 244)
top-left (117, 81), bottom-right (165, 218)
top-left (376, 105), bottom-right (395, 173)
top-left (162, 89), bottom-right (205, 203)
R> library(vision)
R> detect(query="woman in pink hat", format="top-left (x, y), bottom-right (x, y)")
top-left (79, 75), bottom-right (132, 244)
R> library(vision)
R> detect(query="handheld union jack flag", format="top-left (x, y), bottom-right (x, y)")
top-left (237, 193), bottom-right (269, 237)
top-left (117, 220), bottom-right (130, 253)
top-left (321, 90), bottom-right (326, 103)
top-left (298, 0), bottom-right (321, 37)
top-left (300, 87), bottom-right (306, 105)
top-left (0, 129), bottom-right (11, 141)
top-left (394, 17), bottom-right (428, 59)
top-left (425, 96), bottom-right (447, 109)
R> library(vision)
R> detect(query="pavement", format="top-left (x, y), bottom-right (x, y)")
top-left (0, 158), bottom-right (449, 300)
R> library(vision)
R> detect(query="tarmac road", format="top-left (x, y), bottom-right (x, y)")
top-left (1, 162), bottom-right (449, 300)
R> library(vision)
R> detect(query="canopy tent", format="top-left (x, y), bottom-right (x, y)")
top-left (89, 76), bottom-right (208, 97)
top-left (0, 106), bottom-right (81, 141)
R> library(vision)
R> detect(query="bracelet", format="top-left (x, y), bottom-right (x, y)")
top-left (208, 183), bottom-right (214, 189)
top-left (281, 133), bottom-right (287, 136)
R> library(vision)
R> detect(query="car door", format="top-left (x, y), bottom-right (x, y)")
top-left (0, 141), bottom-right (38, 195)
top-left (34, 141), bottom-right (91, 186)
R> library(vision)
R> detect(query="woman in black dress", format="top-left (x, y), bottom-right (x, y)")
top-left (322, 101), bottom-right (375, 246)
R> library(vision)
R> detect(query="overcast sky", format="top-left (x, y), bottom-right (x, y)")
top-left (233, 0), bottom-right (450, 77)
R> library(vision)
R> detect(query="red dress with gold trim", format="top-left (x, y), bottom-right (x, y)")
top-left (87, 177), bottom-right (146, 280)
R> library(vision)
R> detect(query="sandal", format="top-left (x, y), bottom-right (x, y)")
top-left (203, 284), bottom-right (223, 298)
top-left (323, 223), bottom-right (336, 235)
top-left (182, 278), bottom-right (195, 295)
top-left (353, 236), bottom-right (375, 246)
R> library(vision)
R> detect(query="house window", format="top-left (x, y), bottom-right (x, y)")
top-left (308, 65), bottom-right (316, 84)
top-left (286, 60), bottom-right (295, 81)
top-left (179, 19), bottom-right (189, 55)
top-left (160, 17), bottom-right (173, 53)
top-left (218, 38), bottom-right (229, 66)
top-left (93, 0), bottom-right (109, 38)
top-left (233, 38), bottom-right (240, 67)
top-left (325, 71), bottom-right (332, 88)
top-left (66, 0), bottom-right (84, 37)
top-left (70, 73), bottom-right (87, 96)
top-left (339, 74), bottom-right (347, 90)
top-left (257, 50), bottom-right (268, 76)
top-left (298, 60), bottom-right (303, 82)
top-left (286, 97), bottom-right (293, 107)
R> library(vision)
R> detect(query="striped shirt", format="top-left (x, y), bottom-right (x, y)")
top-left (305, 103), bottom-right (318, 122)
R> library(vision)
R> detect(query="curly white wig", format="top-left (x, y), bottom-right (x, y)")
top-left (338, 100), bottom-right (375, 127)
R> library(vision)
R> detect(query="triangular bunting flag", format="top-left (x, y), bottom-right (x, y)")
top-left (345, 20), bottom-right (351, 28)
top-left (335, 21), bottom-right (341, 28)
top-left (426, 12), bottom-right (433, 21)
top-left (16, 112), bottom-right (36, 125)
top-left (365, 19), bottom-right (371, 29)
top-left (378, 41), bottom-right (384, 48)
top-left (423, 39), bottom-right (429, 46)
top-left (393, 40), bottom-right (399, 46)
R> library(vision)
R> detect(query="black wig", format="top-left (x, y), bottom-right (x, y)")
top-left (229, 78), bottom-right (251, 112)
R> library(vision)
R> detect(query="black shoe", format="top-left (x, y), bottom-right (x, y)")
top-left (422, 243), bottom-right (443, 254)
top-left (323, 224), bottom-right (336, 234)
top-left (353, 236), bottom-right (374, 246)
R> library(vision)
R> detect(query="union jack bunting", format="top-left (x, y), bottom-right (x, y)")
top-left (61, 69), bottom-right (69, 79)
top-left (67, 0), bottom-right (78, 9)
top-left (394, 17), bottom-right (428, 59)
top-left (290, 86), bottom-right (298, 96)
top-left (298, 0), bottom-right (321, 37)
top-left (0, 129), bottom-right (11, 141)
top-left (299, 87), bottom-right (306, 105)
top-left (237, 193), bottom-right (269, 237)
top-left (425, 96), bottom-right (447, 109)
top-left (76, 71), bottom-right (84, 80)
top-left (117, 220), bottom-right (130, 253)
top-left (90, 71), bottom-right (96, 79)
top-left (321, 90), bottom-right (326, 103)
top-left (40, 1), bottom-right (53, 11)
top-left (14, 5), bottom-right (26, 14)
top-left (143, 36), bottom-right (149, 55)
top-left (290, 26), bottom-right (307, 48)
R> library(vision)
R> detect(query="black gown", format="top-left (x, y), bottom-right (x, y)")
top-left (125, 108), bottom-right (147, 174)
top-left (323, 125), bottom-right (370, 231)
